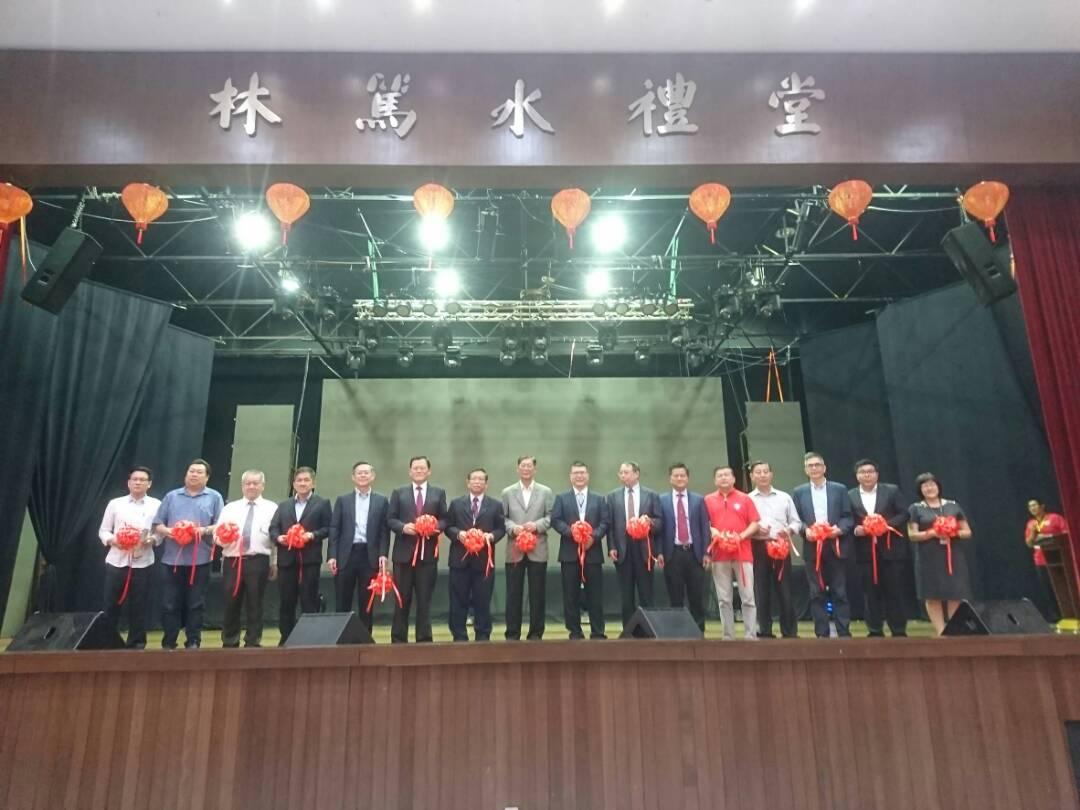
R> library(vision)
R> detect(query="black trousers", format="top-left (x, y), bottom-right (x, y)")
top-left (278, 562), bottom-right (321, 644)
top-left (663, 546), bottom-right (707, 631)
top-left (616, 547), bottom-right (655, 628)
top-left (561, 561), bottom-right (605, 639)
top-left (391, 560), bottom-right (437, 643)
top-left (858, 558), bottom-right (908, 636)
top-left (505, 559), bottom-right (547, 640)
top-left (1037, 566), bottom-right (1061, 622)
top-left (161, 563), bottom-right (210, 648)
top-left (449, 563), bottom-right (495, 641)
top-left (103, 564), bottom-right (151, 648)
top-left (222, 554), bottom-right (270, 647)
top-left (752, 541), bottom-right (797, 638)
top-left (336, 546), bottom-right (376, 634)
top-left (806, 553), bottom-right (850, 638)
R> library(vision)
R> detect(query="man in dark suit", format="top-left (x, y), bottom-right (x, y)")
top-left (446, 468), bottom-right (506, 641)
top-left (550, 461), bottom-right (611, 639)
top-left (270, 466), bottom-right (332, 644)
top-left (658, 463), bottom-right (710, 632)
top-left (387, 455), bottom-right (448, 643)
top-left (792, 452), bottom-right (855, 638)
top-left (328, 460), bottom-right (390, 634)
top-left (848, 458), bottom-right (910, 637)
top-left (607, 461), bottom-right (665, 629)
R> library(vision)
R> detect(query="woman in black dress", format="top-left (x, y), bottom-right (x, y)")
top-left (907, 472), bottom-right (974, 635)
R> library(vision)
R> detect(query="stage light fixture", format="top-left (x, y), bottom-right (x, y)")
top-left (499, 350), bottom-right (516, 366)
top-left (432, 325), bottom-right (452, 351)
top-left (592, 301), bottom-right (609, 317)
top-left (531, 349), bottom-right (548, 366)
top-left (502, 332), bottom-right (519, 353)
top-left (397, 347), bottom-right (414, 368)
top-left (585, 269), bottom-right (611, 298)
top-left (234, 210), bottom-right (274, 253)
top-left (662, 300), bottom-right (680, 317)
top-left (598, 325), bottom-right (618, 351)
top-left (758, 293), bottom-right (782, 317)
top-left (372, 300), bottom-right (389, 317)
top-left (634, 343), bottom-right (651, 365)
top-left (586, 342), bottom-right (605, 367)
top-left (532, 332), bottom-right (548, 351)
top-left (272, 291), bottom-right (293, 317)
top-left (422, 302), bottom-right (439, 317)
top-left (669, 323), bottom-right (690, 348)
top-left (432, 268), bottom-right (461, 299)
top-left (640, 301), bottom-right (658, 317)
top-left (613, 301), bottom-right (630, 317)
top-left (443, 345), bottom-right (462, 369)
top-left (394, 301), bottom-right (413, 317)
top-left (444, 300), bottom-right (463, 316)
top-left (591, 214), bottom-right (628, 253)
top-left (361, 325), bottom-right (380, 352)
top-left (279, 272), bottom-right (301, 294)
top-left (419, 216), bottom-right (451, 252)
top-left (687, 343), bottom-right (707, 368)
top-left (345, 344), bottom-right (367, 370)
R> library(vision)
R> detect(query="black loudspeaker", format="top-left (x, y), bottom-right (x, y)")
top-left (20, 227), bottom-right (102, 314)
top-left (620, 607), bottom-right (704, 639)
top-left (942, 599), bottom-right (1053, 636)
top-left (941, 222), bottom-right (1016, 306)
top-left (6, 612), bottom-right (124, 652)
top-left (283, 612), bottom-right (373, 647)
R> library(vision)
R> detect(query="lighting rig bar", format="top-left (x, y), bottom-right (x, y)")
top-left (354, 299), bottom-right (696, 323)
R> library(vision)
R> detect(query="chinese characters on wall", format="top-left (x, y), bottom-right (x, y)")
top-left (208, 70), bottom-right (825, 139)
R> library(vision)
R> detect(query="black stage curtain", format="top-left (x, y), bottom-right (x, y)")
top-left (0, 242), bottom-right (56, 620)
top-left (875, 284), bottom-right (1058, 601)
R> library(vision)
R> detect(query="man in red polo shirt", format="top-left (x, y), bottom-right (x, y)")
top-left (704, 466), bottom-right (760, 640)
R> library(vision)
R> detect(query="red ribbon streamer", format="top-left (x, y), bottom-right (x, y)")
top-left (284, 524), bottom-right (311, 582)
top-left (933, 515), bottom-right (959, 576)
top-left (571, 521), bottom-right (593, 583)
top-left (114, 526), bottom-right (142, 605)
top-left (806, 522), bottom-right (836, 589)
top-left (170, 521), bottom-right (201, 585)
top-left (411, 514), bottom-right (440, 567)
top-left (626, 515), bottom-right (654, 571)
top-left (365, 569), bottom-right (403, 613)
top-left (766, 536), bottom-right (791, 582)
top-left (461, 528), bottom-right (494, 579)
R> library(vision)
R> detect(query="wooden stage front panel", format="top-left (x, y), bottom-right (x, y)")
top-left (0, 637), bottom-right (1077, 810)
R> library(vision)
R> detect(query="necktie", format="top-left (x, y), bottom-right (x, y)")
top-left (627, 488), bottom-right (636, 519)
top-left (576, 491), bottom-right (586, 519)
top-left (677, 493), bottom-right (690, 544)
top-left (242, 501), bottom-right (255, 553)
top-left (415, 486), bottom-right (424, 515)
top-left (471, 496), bottom-right (480, 522)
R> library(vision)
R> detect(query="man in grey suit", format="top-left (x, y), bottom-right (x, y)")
top-left (501, 456), bottom-right (555, 640)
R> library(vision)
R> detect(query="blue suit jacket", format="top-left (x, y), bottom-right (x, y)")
top-left (792, 480), bottom-right (855, 560)
top-left (658, 490), bottom-right (710, 563)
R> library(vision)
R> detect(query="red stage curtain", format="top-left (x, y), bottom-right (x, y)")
top-left (1009, 187), bottom-right (1080, 594)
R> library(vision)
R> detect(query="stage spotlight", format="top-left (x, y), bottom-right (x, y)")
top-left (443, 345), bottom-right (462, 369)
top-left (345, 344), bottom-right (367, 370)
top-left (598, 325), bottom-right (618, 351)
top-left (687, 343), bottom-right (707, 368)
top-left (634, 343), bottom-right (651, 365)
top-left (279, 272), bottom-right (301, 294)
top-left (361, 325), bottom-right (380, 352)
top-left (499, 350), bottom-right (516, 366)
top-left (662, 300), bottom-right (680, 317)
top-left (613, 301), bottom-right (630, 317)
top-left (669, 323), bottom-right (690, 348)
top-left (758, 293), bottom-right (782, 317)
top-left (585, 269), bottom-right (611, 298)
top-left (422, 302), bottom-right (439, 317)
top-left (394, 300), bottom-right (413, 317)
top-left (640, 301), bottom-right (658, 317)
top-left (432, 325), bottom-right (452, 351)
top-left (419, 216), bottom-right (451, 252)
top-left (272, 291), bottom-right (293, 317)
top-left (591, 214), bottom-right (627, 253)
top-left (719, 299), bottom-right (742, 321)
top-left (234, 211), bottom-right (274, 253)
top-left (592, 301), bottom-right (609, 317)
top-left (531, 349), bottom-right (548, 366)
top-left (372, 300), bottom-right (389, 317)
top-left (397, 347), bottom-right (414, 368)
top-left (502, 332), bottom-right (519, 353)
top-left (432, 268), bottom-right (461, 299)
top-left (444, 300), bottom-right (463, 316)
top-left (532, 331), bottom-right (548, 352)
top-left (586, 342), bottom-right (604, 367)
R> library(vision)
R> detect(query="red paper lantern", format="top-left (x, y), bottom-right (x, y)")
top-left (828, 180), bottom-right (873, 240)
top-left (121, 183), bottom-right (169, 245)
top-left (551, 188), bottom-right (591, 248)
top-left (688, 183), bottom-right (732, 244)
top-left (962, 181), bottom-right (1009, 243)
top-left (0, 183), bottom-right (33, 230)
top-left (412, 183), bottom-right (455, 220)
top-left (265, 183), bottom-right (311, 245)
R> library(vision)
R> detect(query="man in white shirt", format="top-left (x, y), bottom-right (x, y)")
top-left (748, 460), bottom-right (803, 639)
top-left (217, 469), bottom-right (278, 648)
top-left (98, 466), bottom-right (161, 649)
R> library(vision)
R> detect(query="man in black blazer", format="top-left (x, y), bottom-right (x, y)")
top-left (607, 461), bottom-right (665, 629)
top-left (328, 460), bottom-right (390, 634)
top-left (445, 468), bottom-right (506, 641)
top-left (848, 458), bottom-right (910, 637)
top-left (387, 455), bottom-right (448, 643)
top-left (270, 466), bottom-right (332, 644)
top-left (792, 452), bottom-right (855, 638)
top-left (658, 463), bottom-right (711, 632)
top-left (550, 461), bottom-right (611, 640)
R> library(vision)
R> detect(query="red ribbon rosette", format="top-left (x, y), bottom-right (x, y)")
top-left (860, 514), bottom-right (902, 585)
top-left (113, 526), bottom-right (143, 606)
top-left (366, 568), bottom-right (403, 613)
top-left (461, 527), bottom-right (494, 578)
top-left (626, 515), bottom-right (655, 571)
top-left (514, 529), bottom-right (538, 557)
top-left (806, 522), bottom-right (837, 589)
top-left (171, 520), bottom-right (201, 585)
top-left (571, 520), bottom-right (593, 583)
top-left (215, 522), bottom-right (244, 597)
top-left (412, 513), bottom-right (440, 566)
top-left (932, 514), bottom-right (959, 576)
top-left (707, 531), bottom-right (741, 560)
top-left (766, 536), bottom-right (791, 581)
top-left (284, 523), bottom-right (311, 582)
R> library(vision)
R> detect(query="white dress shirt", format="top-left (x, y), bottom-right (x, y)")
top-left (811, 480), bottom-right (830, 524)
top-left (573, 488), bottom-right (589, 520)
top-left (218, 496), bottom-right (278, 561)
top-left (749, 487), bottom-right (803, 539)
top-left (99, 494), bottom-right (162, 568)
top-left (624, 484), bottom-right (641, 519)
top-left (519, 483), bottom-right (533, 510)
top-left (859, 486), bottom-right (878, 516)
top-left (294, 493), bottom-right (311, 521)
top-left (354, 489), bottom-right (371, 544)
